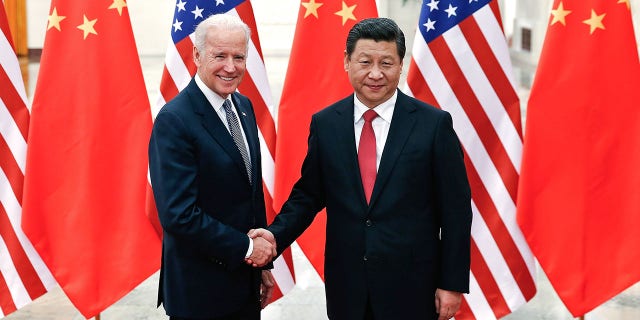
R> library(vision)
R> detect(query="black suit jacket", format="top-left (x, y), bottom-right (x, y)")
top-left (269, 90), bottom-right (472, 320)
top-left (149, 79), bottom-right (267, 318)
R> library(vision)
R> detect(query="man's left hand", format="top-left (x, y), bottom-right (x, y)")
top-left (260, 270), bottom-right (275, 309)
top-left (435, 288), bottom-right (462, 320)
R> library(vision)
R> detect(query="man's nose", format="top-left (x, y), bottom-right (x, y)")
top-left (223, 58), bottom-right (236, 72)
top-left (368, 65), bottom-right (383, 79)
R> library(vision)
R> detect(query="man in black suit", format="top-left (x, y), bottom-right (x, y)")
top-left (250, 18), bottom-right (472, 320)
top-left (149, 14), bottom-right (275, 320)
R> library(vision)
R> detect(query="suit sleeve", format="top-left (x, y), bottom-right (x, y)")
top-left (149, 110), bottom-right (249, 270)
top-left (269, 115), bottom-right (327, 253)
top-left (433, 111), bottom-right (472, 293)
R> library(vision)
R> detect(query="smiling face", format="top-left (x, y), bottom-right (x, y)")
top-left (193, 25), bottom-right (247, 98)
top-left (344, 39), bottom-right (403, 109)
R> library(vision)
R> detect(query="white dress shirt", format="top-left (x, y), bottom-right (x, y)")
top-left (353, 91), bottom-right (397, 170)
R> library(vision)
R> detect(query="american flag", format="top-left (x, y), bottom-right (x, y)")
top-left (0, 4), bottom-right (55, 317)
top-left (405, 0), bottom-right (536, 318)
top-left (154, 0), bottom-right (294, 299)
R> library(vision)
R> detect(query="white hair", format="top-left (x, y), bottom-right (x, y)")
top-left (193, 14), bottom-right (251, 54)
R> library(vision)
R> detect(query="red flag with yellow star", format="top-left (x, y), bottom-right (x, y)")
top-left (517, 0), bottom-right (640, 316)
top-left (274, 0), bottom-right (377, 279)
top-left (22, 0), bottom-right (160, 317)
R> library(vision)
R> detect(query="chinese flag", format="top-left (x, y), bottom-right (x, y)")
top-left (517, 0), bottom-right (640, 316)
top-left (22, 0), bottom-right (161, 318)
top-left (274, 0), bottom-right (377, 279)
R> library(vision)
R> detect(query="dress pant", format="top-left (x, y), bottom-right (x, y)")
top-left (364, 295), bottom-right (374, 320)
top-left (170, 300), bottom-right (260, 320)
top-left (170, 307), bottom-right (259, 320)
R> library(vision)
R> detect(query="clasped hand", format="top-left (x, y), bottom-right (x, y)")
top-left (245, 228), bottom-right (277, 267)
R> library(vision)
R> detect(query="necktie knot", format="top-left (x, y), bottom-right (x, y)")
top-left (363, 109), bottom-right (378, 123)
top-left (222, 99), bottom-right (232, 112)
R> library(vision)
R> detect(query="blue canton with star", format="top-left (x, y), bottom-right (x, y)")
top-left (171, 0), bottom-right (246, 43)
top-left (418, 0), bottom-right (491, 43)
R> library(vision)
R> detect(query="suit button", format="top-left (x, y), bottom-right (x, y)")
top-left (363, 256), bottom-right (368, 261)
top-left (365, 219), bottom-right (372, 227)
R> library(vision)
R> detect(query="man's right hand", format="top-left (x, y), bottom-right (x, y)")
top-left (247, 236), bottom-right (275, 267)
top-left (246, 228), bottom-right (277, 267)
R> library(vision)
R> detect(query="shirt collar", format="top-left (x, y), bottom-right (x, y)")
top-left (195, 73), bottom-right (228, 111)
top-left (353, 90), bottom-right (397, 124)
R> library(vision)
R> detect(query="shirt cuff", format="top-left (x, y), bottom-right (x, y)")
top-left (245, 236), bottom-right (253, 258)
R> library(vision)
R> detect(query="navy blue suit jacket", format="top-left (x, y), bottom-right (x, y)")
top-left (269, 90), bottom-right (472, 320)
top-left (149, 78), bottom-right (267, 318)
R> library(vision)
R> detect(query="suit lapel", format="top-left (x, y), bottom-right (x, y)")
top-left (331, 97), bottom-right (367, 204)
top-left (187, 81), bottom-right (249, 181)
top-left (369, 91), bottom-right (416, 208)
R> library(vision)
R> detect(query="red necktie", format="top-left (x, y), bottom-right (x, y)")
top-left (358, 109), bottom-right (378, 204)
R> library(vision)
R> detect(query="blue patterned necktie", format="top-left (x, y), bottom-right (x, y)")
top-left (223, 99), bottom-right (252, 184)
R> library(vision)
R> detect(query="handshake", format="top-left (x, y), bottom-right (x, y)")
top-left (245, 228), bottom-right (277, 267)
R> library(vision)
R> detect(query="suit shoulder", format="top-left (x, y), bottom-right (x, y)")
top-left (405, 95), bottom-right (451, 119)
top-left (157, 89), bottom-right (192, 116)
top-left (313, 95), bottom-right (352, 120)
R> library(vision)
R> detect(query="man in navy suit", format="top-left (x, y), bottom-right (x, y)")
top-left (149, 14), bottom-right (275, 320)
top-left (250, 18), bottom-right (472, 320)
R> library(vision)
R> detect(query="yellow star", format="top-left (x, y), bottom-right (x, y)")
top-left (618, 0), bottom-right (630, 10)
top-left (108, 0), bottom-right (127, 16)
top-left (582, 9), bottom-right (605, 35)
top-left (77, 15), bottom-right (98, 39)
top-left (550, 2), bottom-right (571, 26)
top-left (301, 0), bottom-right (323, 19)
top-left (47, 7), bottom-right (66, 31)
top-left (335, 1), bottom-right (357, 26)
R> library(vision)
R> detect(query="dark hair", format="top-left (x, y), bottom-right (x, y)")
top-left (346, 17), bottom-right (406, 59)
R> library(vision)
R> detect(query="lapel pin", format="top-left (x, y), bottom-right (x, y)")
top-left (241, 112), bottom-right (246, 117)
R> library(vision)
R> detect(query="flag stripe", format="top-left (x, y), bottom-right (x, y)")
top-left (459, 16), bottom-right (522, 140)
top-left (238, 73), bottom-right (276, 156)
top-left (236, 2), bottom-right (264, 60)
top-left (258, 130), bottom-right (275, 195)
top-left (465, 155), bottom-right (535, 298)
top-left (455, 296), bottom-right (474, 320)
top-left (414, 25), bottom-right (533, 270)
top-left (471, 201), bottom-right (530, 308)
top-left (0, 205), bottom-right (44, 301)
top-left (0, 122), bottom-right (24, 201)
top-left (1, 4), bottom-right (55, 316)
top-left (0, 240), bottom-right (18, 316)
top-left (463, 273), bottom-right (496, 320)
top-left (429, 34), bottom-right (518, 202)
top-left (469, 239), bottom-right (510, 316)
top-left (158, 66), bottom-right (180, 112)
top-left (0, 70), bottom-right (28, 141)
top-left (406, 60), bottom-right (438, 106)
top-left (468, 9), bottom-right (521, 135)
top-left (406, 1), bottom-right (535, 318)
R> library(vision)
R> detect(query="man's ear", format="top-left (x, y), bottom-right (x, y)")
top-left (344, 50), bottom-right (349, 71)
top-left (193, 46), bottom-right (200, 66)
